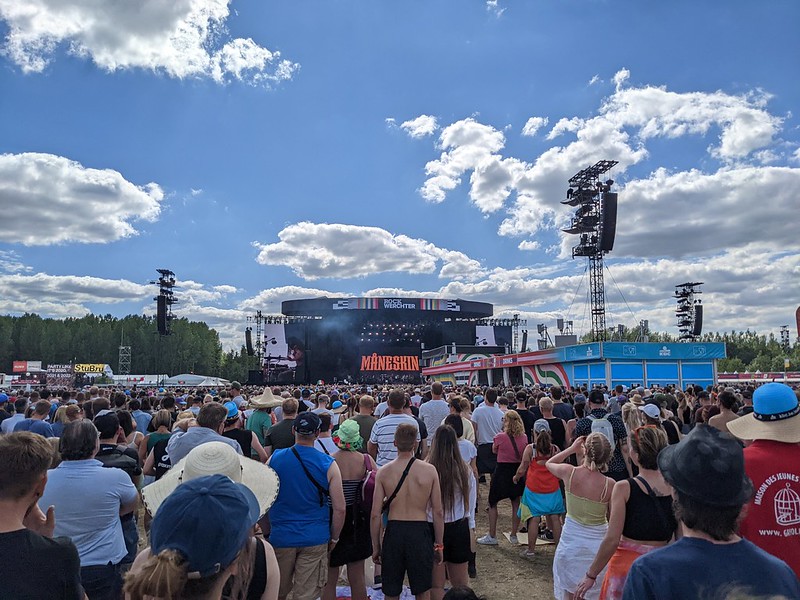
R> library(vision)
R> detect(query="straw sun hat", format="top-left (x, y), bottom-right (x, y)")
top-left (142, 441), bottom-right (279, 517)
top-left (249, 387), bottom-right (283, 409)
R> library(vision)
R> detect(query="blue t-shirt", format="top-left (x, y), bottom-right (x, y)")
top-left (269, 445), bottom-right (334, 548)
top-left (13, 418), bottom-right (55, 438)
top-left (623, 537), bottom-right (800, 600)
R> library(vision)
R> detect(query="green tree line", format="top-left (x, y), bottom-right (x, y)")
top-left (0, 313), bottom-right (258, 382)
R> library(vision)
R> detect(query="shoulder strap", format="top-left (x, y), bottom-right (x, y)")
top-left (635, 476), bottom-right (673, 532)
top-left (363, 452), bottom-right (372, 474)
top-left (567, 467), bottom-right (576, 492)
top-left (316, 439), bottom-right (330, 455)
top-left (601, 476), bottom-right (610, 501)
top-left (382, 457), bottom-right (416, 513)
top-left (292, 447), bottom-right (329, 507)
top-left (508, 434), bottom-right (521, 460)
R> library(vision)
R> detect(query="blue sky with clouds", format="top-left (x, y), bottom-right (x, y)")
top-left (1, 0), bottom-right (798, 348)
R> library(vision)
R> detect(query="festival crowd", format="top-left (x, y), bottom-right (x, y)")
top-left (0, 378), bottom-right (799, 600)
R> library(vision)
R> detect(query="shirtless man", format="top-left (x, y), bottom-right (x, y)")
top-left (371, 424), bottom-right (444, 600)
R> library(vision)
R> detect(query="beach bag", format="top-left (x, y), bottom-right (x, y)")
top-left (588, 414), bottom-right (616, 452)
top-left (358, 453), bottom-right (376, 515)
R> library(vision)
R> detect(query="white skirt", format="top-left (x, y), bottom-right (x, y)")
top-left (552, 516), bottom-right (608, 600)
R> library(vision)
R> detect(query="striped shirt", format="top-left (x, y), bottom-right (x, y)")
top-left (369, 413), bottom-right (420, 466)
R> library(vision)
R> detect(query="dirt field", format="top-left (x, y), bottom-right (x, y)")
top-left (469, 481), bottom-right (555, 600)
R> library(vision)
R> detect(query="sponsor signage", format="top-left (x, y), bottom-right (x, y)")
top-left (73, 363), bottom-right (107, 374)
top-left (360, 354), bottom-right (420, 372)
top-left (333, 298), bottom-right (461, 312)
top-left (12, 360), bottom-right (42, 373)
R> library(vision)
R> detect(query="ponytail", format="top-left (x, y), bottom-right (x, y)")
top-left (124, 549), bottom-right (189, 600)
top-left (582, 432), bottom-right (611, 473)
top-left (535, 430), bottom-right (552, 458)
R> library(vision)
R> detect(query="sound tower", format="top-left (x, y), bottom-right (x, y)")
top-left (156, 295), bottom-right (168, 335)
top-left (599, 192), bottom-right (618, 253)
top-left (245, 327), bottom-right (254, 356)
top-left (692, 304), bottom-right (703, 337)
top-left (520, 331), bottom-right (528, 353)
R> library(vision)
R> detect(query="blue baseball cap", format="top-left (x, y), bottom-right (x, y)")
top-left (150, 474), bottom-right (259, 577)
top-left (224, 401), bottom-right (239, 420)
top-left (0, 393), bottom-right (8, 404)
top-left (294, 411), bottom-right (321, 435)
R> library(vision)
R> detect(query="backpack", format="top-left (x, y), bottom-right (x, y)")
top-left (588, 414), bottom-right (616, 452)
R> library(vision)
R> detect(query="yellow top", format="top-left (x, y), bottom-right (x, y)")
top-left (565, 468), bottom-right (610, 526)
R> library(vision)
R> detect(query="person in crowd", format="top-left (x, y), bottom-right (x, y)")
top-left (167, 401), bottom-right (243, 463)
top-left (315, 412), bottom-right (339, 456)
top-left (547, 434), bottom-right (616, 600)
top-left (140, 440), bottom-right (280, 600)
top-left (264, 397), bottom-right (300, 457)
top-left (477, 410), bottom-right (527, 546)
top-left (728, 382), bottom-right (800, 578)
top-left (247, 388), bottom-right (282, 447)
top-left (418, 382), bottom-right (450, 447)
top-left (445, 396), bottom-right (477, 443)
top-left (620, 401), bottom-right (642, 436)
top-left (513, 419), bottom-right (564, 560)
top-left (115, 409), bottom-right (144, 452)
top-left (575, 390), bottom-right (631, 481)
top-left (368, 389), bottom-right (421, 466)
top-left (0, 393), bottom-right (12, 428)
top-left (403, 395), bottom-right (429, 459)
top-left (229, 381), bottom-right (246, 408)
top-left (622, 425), bottom-right (800, 599)
top-left (127, 474), bottom-right (279, 600)
top-left (371, 424), bottom-right (444, 600)
top-left (347, 394), bottom-right (377, 453)
top-left (708, 389), bottom-right (740, 434)
top-left (443, 414), bottom-right (478, 577)
top-left (222, 401), bottom-right (269, 462)
top-left (139, 409), bottom-right (173, 477)
top-left (540, 398), bottom-right (567, 452)
top-left (471, 387), bottom-right (504, 482)
top-left (550, 386), bottom-right (575, 422)
top-left (566, 400), bottom-right (586, 445)
top-left (51, 403), bottom-right (83, 437)
top-left (637, 402), bottom-right (679, 446)
top-left (736, 387), bottom-right (755, 416)
top-left (0, 431), bottom-right (84, 599)
top-left (40, 420), bottom-right (138, 600)
top-left (509, 392), bottom-right (535, 442)
top-left (321, 419), bottom-right (376, 600)
top-left (428, 424), bottom-right (475, 599)
top-left (268, 411), bottom-right (346, 600)
top-left (575, 425), bottom-right (676, 600)
top-left (13, 399), bottom-right (55, 437)
top-left (127, 398), bottom-right (152, 436)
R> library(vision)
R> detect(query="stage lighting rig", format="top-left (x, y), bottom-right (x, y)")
top-left (562, 160), bottom-right (618, 341)
top-left (674, 282), bottom-right (703, 341)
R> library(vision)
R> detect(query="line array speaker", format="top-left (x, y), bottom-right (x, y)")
top-left (156, 295), bottom-right (168, 335)
top-left (599, 192), bottom-right (618, 252)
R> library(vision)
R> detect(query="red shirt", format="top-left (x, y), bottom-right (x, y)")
top-left (739, 439), bottom-right (800, 578)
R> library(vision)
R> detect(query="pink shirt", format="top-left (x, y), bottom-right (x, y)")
top-left (493, 432), bottom-right (527, 463)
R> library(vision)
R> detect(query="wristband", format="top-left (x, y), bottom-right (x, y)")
top-left (433, 543), bottom-right (444, 551)
top-left (585, 572), bottom-right (596, 580)
top-left (330, 538), bottom-right (339, 544)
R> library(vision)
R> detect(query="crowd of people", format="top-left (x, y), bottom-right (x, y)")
top-left (0, 377), bottom-right (799, 599)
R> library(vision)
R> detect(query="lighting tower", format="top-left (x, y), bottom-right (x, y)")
top-left (562, 160), bottom-right (619, 341)
top-left (780, 325), bottom-right (791, 354)
top-left (153, 269), bottom-right (178, 336)
top-left (674, 282), bottom-right (703, 341)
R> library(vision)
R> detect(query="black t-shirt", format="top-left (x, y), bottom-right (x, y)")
top-left (544, 417), bottom-right (567, 451)
top-left (223, 428), bottom-right (253, 457)
top-left (511, 407), bottom-right (536, 443)
top-left (413, 416), bottom-right (428, 459)
top-left (0, 528), bottom-right (83, 599)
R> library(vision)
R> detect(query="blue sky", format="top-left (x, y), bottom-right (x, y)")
top-left (1, 0), bottom-right (798, 349)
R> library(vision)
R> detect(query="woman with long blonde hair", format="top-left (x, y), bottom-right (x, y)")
top-left (477, 410), bottom-right (528, 546)
top-left (547, 434), bottom-right (616, 600)
top-left (428, 425), bottom-right (475, 600)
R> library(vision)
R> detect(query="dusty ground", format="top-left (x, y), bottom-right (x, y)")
top-left (469, 481), bottom-right (555, 600)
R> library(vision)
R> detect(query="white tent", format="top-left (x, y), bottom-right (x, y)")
top-left (162, 374), bottom-right (230, 387)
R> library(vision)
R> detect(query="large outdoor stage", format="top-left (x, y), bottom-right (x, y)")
top-left (254, 297), bottom-right (506, 384)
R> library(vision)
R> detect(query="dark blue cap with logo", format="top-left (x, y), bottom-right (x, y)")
top-left (150, 474), bottom-right (260, 577)
top-left (294, 411), bottom-right (321, 435)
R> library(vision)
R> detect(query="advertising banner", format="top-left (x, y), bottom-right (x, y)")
top-left (46, 364), bottom-right (74, 387)
top-left (73, 363), bottom-right (108, 374)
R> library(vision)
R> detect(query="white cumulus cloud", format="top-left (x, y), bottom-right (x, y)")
top-left (253, 222), bottom-right (485, 281)
top-left (521, 117), bottom-right (549, 137)
top-left (0, 0), bottom-right (297, 85)
top-left (0, 152), bottom-right (164, 245)
top-left (400, 115), bottom-right (439, 139)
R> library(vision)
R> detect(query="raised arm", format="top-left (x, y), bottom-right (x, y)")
top-left (547, 436), bottom-right (584, 480)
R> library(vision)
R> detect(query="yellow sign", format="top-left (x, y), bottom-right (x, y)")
top-left (73, 363), bottom-right (107, 373)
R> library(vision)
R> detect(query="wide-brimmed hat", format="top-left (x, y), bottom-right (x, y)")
top-left (658, 425), bottom-right (752, 507)
top-left (728, 383), bottom-right (800, 443)
top-left (142, 442), bottom-right (279, 516)
top-left (249, 387), bottom-right (282, 409)
top-left (333, 418), bottom-right (363, 451)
